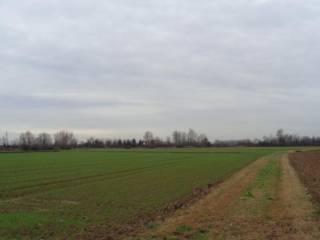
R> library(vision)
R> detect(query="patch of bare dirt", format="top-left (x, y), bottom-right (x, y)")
top-left (290, 151), bottom-right (320, 204)
top-left (268, 154), bottom-right (320, 240)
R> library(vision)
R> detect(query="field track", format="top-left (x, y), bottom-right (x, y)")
top-left (140, 153), bottom-right (320, 240)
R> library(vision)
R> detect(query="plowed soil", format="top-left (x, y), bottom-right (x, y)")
top-left (138, 153), bottom-right (320, 240)
top-left (290, 151), bottom-right (320, 206)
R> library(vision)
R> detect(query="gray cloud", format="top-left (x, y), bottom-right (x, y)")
top-left (1, 0), bottom-right (320, 140)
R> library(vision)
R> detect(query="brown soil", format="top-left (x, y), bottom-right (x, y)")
top-left (269, 154), bottom-right (320, 240)
top-left (290, 151), bottom-right (320, 204)
top-left (139, 153), bottom-right (320, 240)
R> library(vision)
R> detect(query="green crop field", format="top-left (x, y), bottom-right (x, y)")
top-left (0, 148), bottom-right (289, 239)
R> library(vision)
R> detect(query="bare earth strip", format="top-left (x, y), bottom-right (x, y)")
top-left (269, 154), bottom-right (320, 240)
top-left (139, 153), bottom-right (320, 240)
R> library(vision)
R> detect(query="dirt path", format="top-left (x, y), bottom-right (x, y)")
top-left (139, 153), bottom-right (320, 240)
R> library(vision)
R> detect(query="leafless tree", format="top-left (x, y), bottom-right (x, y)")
top-left (180, 132), bottom-right (187, 145)
top-left (54, 130), bottom-right (77, 149)
top-left (166, 136), bottom-right (171, 145)
top-left (0, 131), bottom-right (9, 148)
top-left (276, 129), bottom-right (285, 145)
top-left (3, 132), bottom-right (9, 147)
top-left (187, 128), bottom-right (198, 145)
top-left (143, 131), bottom-right (154, 146)
top-left (172, 130), bottom-right (188, 146)
top-left (172, 131), bottom-right (180, 145)
top-left (36, 133), bottom-right (53, 149)
top-left (197, 133), bottom-right (209, 146)
top-left (19, 131), bottom-right (35, 150)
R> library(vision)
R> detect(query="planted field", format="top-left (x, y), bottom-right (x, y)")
top-left (0, 148), bottom-right (282, 239)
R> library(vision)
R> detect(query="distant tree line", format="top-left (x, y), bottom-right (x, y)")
top-left (0, 130), bottom-right (77, 151)
top-left (212, 129), bottom-right (320, 147)
top-left (0, 129), bottom-right (320, 151)
top-left (80, 128), bottom-right (210, 148)
top-left (260, 129), bottom-right (320, 147)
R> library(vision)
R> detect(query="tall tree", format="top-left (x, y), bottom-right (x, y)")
top-left (19, 131), bottom-right (35, 150)
top-left (276, 129), bottom-right (285, 146)
top-left (36, 133), bottom-right (53, 149)
top-left (187, 128), bottom-right (198, 145)
top-left (54, 130), bottom-right (77, 149)
top-left (143, 131), bottom-right (154, 146)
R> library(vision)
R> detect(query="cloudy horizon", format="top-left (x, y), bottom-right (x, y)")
top-left (1, 0), bottom-right (320, 141)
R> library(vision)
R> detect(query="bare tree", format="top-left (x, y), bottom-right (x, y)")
top-left (166, 136), bottom-right (171, 145)
top-left (276, 129), bottom-right (285, 146)
top-left (36, 133), bottom-right (53, 149)
top-left (143, 131), bottom-right (154, 146)
top-left (172, 130), bottom-right (188, 146)
top-left (197, 133), bottom-right (209, 146)
top-left (180, 132), bottom-right (187, 145)
top-left (172, 130), bottom-right (180, 146)
top-left (2, 132), bottom-right (9, 148)
top-left (54, 130), bottom-right (77, 149)
top-left (0, 131), bottom-right (9, 148)
top-left (19, 131), bottom-right (35, 150)
top-left (187, 128), bottom-right (198, 145)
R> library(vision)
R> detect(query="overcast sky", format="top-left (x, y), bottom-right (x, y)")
top-left (1, 0), bottom-right (320, 140)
